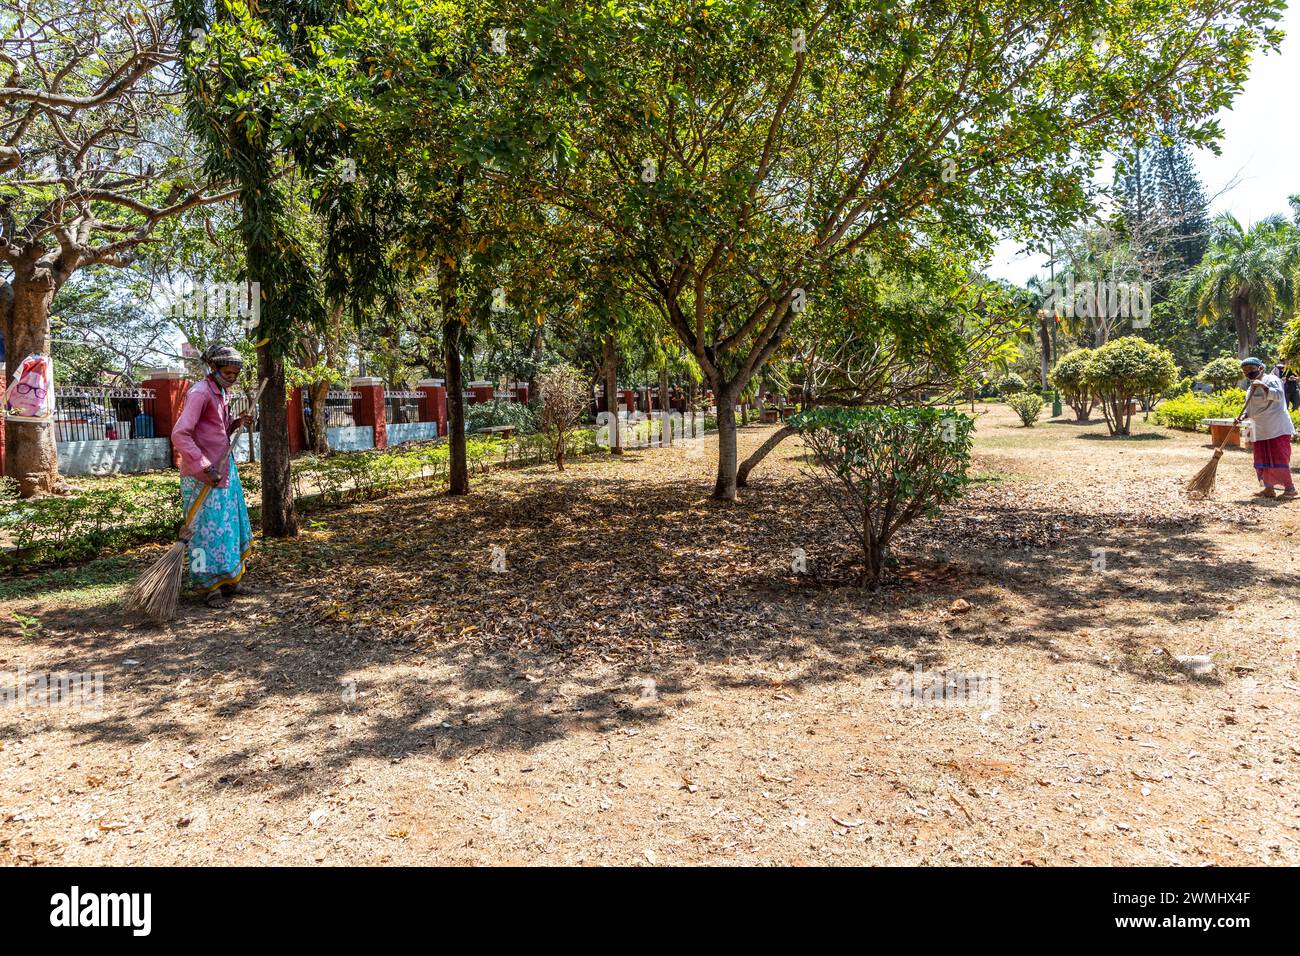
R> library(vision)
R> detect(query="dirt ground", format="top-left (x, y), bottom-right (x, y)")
top-left (2, 404), bottom-right (1298, 866)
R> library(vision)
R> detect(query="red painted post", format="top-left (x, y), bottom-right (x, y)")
top-left (417, 379), bottom-right (448, 436)
top-left (351, 377), bottom-right (387, 450)
top-left (287, 386), bottom-right (305, 453)
top-left (140, 366), bottom-right (191, 468)
top-left (620, 389), bottom-right (635, 413)
top-left (512, 383), bottom-right (529, 404)
top-left (467, 381), bottom-right (495, 405)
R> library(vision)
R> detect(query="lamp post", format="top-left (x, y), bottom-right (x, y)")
top-left (1039, 308), bottom-right (1062, 417)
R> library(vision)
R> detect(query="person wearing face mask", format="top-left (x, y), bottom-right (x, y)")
top-left (1235, 357), bottom-right (1296, 499)
top-left (171, 344), bottom-right (256, 607)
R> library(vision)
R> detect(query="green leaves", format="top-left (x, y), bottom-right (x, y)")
top-left (791, 404), bottom-right (973, 586)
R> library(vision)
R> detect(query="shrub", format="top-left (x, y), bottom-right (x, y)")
top-left (1163, 376), bottom-right (1192, 401)
top-left (1006, 391), bottom-right (1044, 426)
top-left (994, 373), bottom-right (1026, 397)
top-left (536, 364), bottom-right (589, 470)
top-left (1084, 336), bottom-right (1178, 436)
top-left (1197, 356), bottom-right (1244, 393)
top-left (1049, 348), bottom-right (1096, 422)
top-left (1153, 389), bottom-right (1246, 432)
top-left (464, 399), bottom-right (536, 434)
top-left (790, 406), bottom-right (973, 589)
top-left (0, 475), bottom-right (180, 569)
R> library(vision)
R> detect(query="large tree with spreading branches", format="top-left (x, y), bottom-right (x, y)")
top-left (0, 0), bottom-right (234, 495)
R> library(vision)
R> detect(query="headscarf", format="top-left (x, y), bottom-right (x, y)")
top-left (203, 344), bottom-right (243, 368)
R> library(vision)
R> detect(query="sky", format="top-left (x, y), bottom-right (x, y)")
top-left (985, 3), bottom-right (1300, 287)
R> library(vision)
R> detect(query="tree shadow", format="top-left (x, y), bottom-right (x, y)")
top-left (2, 446), bottom-right (1277, 800)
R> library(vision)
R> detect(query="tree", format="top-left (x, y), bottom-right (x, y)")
top-left (288, 0), bottom-right (570, 494)
top-left (175, 0), bottom-right (342, 537)
top-left (1084, 335), bottom-right (1177, 435)
top-left (0, 0), bottom-right (235, 495)
top-left (1114, 122), bottom-right (1211, 290)
top-left (540, 0), bottom-right (1278, 500)
top-left (1187, 213), bottom-right (1298, 360)
top-left (737, 247), bottom-right (1023, 486)
top-left (1048, 348), bottom-right (1097, 422)
top-left (793, 405), bottom-right (973, 589)
top-left (536, 363), bottom-right (586, 470)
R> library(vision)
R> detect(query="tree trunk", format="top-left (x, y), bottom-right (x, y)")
top-left (602, 334), bottom-right (621, 455)
top-left (2, 269), bottom-right (61, 497)
top-left (445, 317), bottom-right (468, 495)
top-left (307, 379), bottom-right (331, 454)
top-left (1234, 292), bottom-right (1255, 360)
top-left (257, 348), bottom-right (297, 538)
top-left (712, 385), bottom-right (738, 501)
top-left (527, 322), bottom-right (544, 402)
top-left (659, 364), bottom-right (670, 445)
top-left (1038, 316), bottom-right (1052, 387)
top-left (736, 425), bottom-right (796, 488)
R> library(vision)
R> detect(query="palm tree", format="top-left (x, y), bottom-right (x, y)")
top-left (1187, 213), bottom-right (1298, 359)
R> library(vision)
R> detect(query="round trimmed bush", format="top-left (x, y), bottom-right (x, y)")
top-left (1196, 356), bottom-right (1244, 393)
top-left (1084, 336), bottom-right (1178, 436)
top-left (994, 373), bottom-right (1027, 396)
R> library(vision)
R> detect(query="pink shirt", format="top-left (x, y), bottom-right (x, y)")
top-left (172, 376), bottom-right (239, 488)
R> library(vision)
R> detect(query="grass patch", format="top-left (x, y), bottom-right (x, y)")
top-left (0, 552), bottom-right (138, 606)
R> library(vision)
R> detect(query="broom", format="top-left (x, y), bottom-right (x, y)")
top-left (125, 378), bottom-right (267, 622)
top-left (1185, 393), bottom-right (1253, 499)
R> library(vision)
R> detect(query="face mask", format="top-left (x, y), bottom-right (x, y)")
top-left (213, 367), bottom-right (240, 388)
top-left (1245, 367), bottom-right (1262, 380)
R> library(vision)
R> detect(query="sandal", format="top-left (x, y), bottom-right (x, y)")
top-left (204, 590), bottom-right (230, 609)
top-left (1253, 488), bottom-right (1278, 498)
top-left (1282, 489), bottom-right (1298, 499)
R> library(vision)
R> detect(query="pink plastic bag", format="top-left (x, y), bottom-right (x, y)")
top-left (3, 354), bottom-right (54, 423)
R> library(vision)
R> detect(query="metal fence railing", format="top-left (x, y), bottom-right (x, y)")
top-left (53, 387), bottom-right (157, 443)
top-left (385, 391), bottom-right (423, 424)
top-left (228, 389), bottom-right (260, 423)
top-left (324, 391), bottom-right (360, 428)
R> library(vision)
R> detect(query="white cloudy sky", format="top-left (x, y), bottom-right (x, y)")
top-left (986, 4), bottom-right (1299, 286)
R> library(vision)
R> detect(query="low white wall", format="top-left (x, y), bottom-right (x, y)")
top-left (231, 431), bottom-right (261, 462)
top-left (387, 422), bottom-right (441, 446)
top-left (327, 426), bottom-right (374, 452)
top-left (57, 438), bottom-right (173, 477)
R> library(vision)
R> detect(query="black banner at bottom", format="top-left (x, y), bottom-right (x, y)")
top-left (0, 865), bottom-right (1285, 942)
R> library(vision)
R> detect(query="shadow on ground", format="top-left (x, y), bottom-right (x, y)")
top-left (3, 440), bottom-right (1286, 799)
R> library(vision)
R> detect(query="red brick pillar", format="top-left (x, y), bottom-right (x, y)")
top-left (417, 379), bottom-right (448, 436)
top-left (467, 381), bottom-right (494, 405)
top-left (141, 367), bottom-right (191, 468)
top-left (620, 389), bottom-right (635, 413)
top-left (512, 383), bottom-right (529, 404)
top-left (287, 386), bottom-right (305, 453)
top-left (351, 377), bottom-right (387, 450)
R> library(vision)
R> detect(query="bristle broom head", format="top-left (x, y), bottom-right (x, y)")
top-left (1185, 448), bottom-right (1224, 499)
top-left (124, 542), bottom-right (186, 623)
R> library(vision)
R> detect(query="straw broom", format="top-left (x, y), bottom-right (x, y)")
top-left (125, 378), bottom-right (267, 622)
top-left (1185, 394), bottom-right (1252, 499)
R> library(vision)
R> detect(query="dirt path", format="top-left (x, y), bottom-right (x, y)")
top-left (2, 406), bottom-right (1298, 865)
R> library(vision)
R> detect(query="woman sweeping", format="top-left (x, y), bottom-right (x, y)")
top-left (1236, 356), bottom-right (1296, 499)
top-left (171, 345), bottom-right (256, 607)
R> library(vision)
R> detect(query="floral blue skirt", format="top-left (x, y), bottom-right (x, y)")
top-left (181, 455), bottom-right (253, 594)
